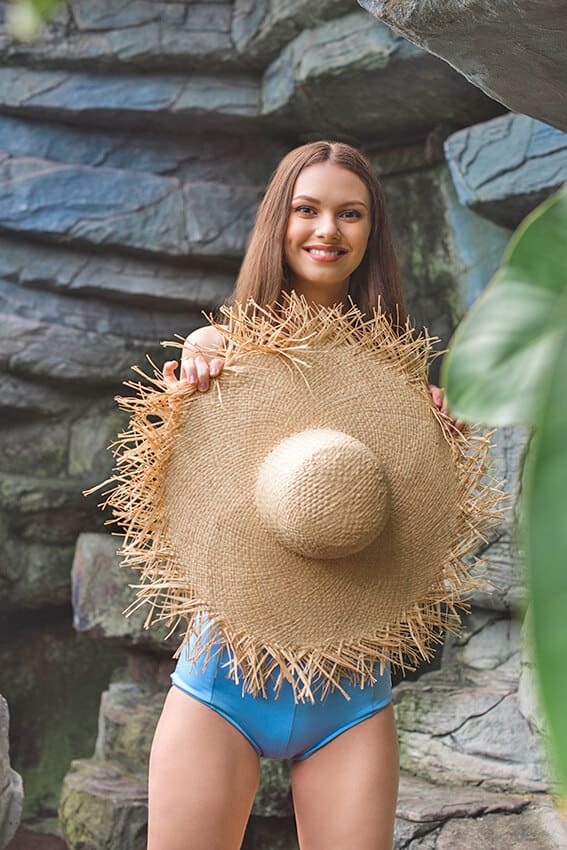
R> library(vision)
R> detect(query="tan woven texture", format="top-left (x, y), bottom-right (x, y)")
top-left (86, 293), bottom-right (505, 703)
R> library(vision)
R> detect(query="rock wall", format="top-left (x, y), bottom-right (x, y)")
top-left (358, 0), bottom-right (567, 134)
top-left (0, 696), bottom-right (23, 849)
top-left (1, 1), bottom-right (566, 847)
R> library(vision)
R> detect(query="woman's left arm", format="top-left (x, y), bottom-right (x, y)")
top-left (429, 384), bottom-right (465, 433)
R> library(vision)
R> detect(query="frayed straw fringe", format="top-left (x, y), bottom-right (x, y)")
top-left (84, 292), bottom-right (507, 704)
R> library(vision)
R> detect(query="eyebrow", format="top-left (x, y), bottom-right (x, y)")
top-left (292, 194), bottom-right (368, 209)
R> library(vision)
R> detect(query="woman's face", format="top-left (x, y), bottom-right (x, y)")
top-left (284, 161), bottom-right (372, 307)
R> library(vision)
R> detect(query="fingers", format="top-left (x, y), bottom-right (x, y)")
top-left (209, 357), bottom-right (225, 378)
top-left (165, 355), bottom-right (224, 394)
top-left (163, 360), bottom-right (179, 389)
top-left (429, 384), bottom-right (466, 433)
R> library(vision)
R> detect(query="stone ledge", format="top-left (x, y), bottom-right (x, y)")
top-left (396, 772), bottom-right (565, 848)
top-left (0, 153), bottom-right (261, 260)
top-left (0, 237), bottom-right (234, 314)
top-left (0, 67), bottom-right (261, 134)
top-left (0, 313), bottom-right (159, 386)
top-left (1, 1), bottom-right (243, 72)
top-left (58, 760), bottom-right (148, 850)
top-left (444, 113), bottom-right (567, 228)
top-left (357, 0), bottom-right (567, 134)
top-left (0, 115), bottom-right (282, 184)
top-left (261, 10), bottom-right (503, 141)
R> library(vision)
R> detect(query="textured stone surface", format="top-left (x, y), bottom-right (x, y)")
top-left (395, 667), bottom-right (546, 791)
top-left (0, 622), bottom-right (125, 825)
top-left (0, 695), bottom-right (23, 849)
top-left (468, 425), bottom-right (531, 612)
top-left (0, 373), bottom-right (75, 419)
top-left (261, 11), bottom-right (502, 141)
top-left (442, 609), bottom-right (521, 673)
top-left (71, 533), bottom-right (179, 651)
top-left (358, 0), bottom-right (567, 133)
top-left (0, 532), bottom-right (75, 610)
top-left (232, 0), bottom-right (348, 65)
top-left (0, 283), bottom-right (172, 365)
top-left (0, 115), bottom-right (282, 183)
top-left (380, 162), bottom-right (511, 357)
top-left (0, 236), bottom-right (234, 314)
top-left (0, 155), bottom-right (261, 260)
top-left (0, 396), bottom-right (127, 609)
top-left (0, 313), bottom-right (158, 386)
top-left (397, 771), bottom-right (529, 822)
top-left (0, 0), bottom-right (239, 71)
top-left (0, 67), bottom-right (260, 133)
top-left (435, 799), bottom-right (567, 849)
top-left (59, 760), bottom-right (147, 850)
top-left (444, 113), bottom-right (567, 228)
top-left (95, 682), bottom-right (166, 777)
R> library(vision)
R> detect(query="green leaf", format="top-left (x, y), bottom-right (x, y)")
top-left (522, 323), bottom-right (567, 793)
top-left (441, 184), bottom-right (567, 427)
top-left (8, 0), bottom-right (62, 41)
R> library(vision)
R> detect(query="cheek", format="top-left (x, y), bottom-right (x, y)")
top-left (355, 225), bottom-right (371, 258)
top-left (284, 222), bottom-right (307, 267)
top-left (285, 219), bottom-right (304, 246)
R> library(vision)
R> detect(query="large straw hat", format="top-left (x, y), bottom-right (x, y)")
top-left (88, 293), bottom-right (503, 703)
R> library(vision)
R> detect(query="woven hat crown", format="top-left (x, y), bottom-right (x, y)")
top-left (255, 427), bottom-right (389, 559)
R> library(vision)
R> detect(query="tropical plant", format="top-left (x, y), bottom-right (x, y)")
top-left (441, 183), bottom-right (567, 797)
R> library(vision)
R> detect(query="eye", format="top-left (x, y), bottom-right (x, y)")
top-left (294, 205), bottom-right (315, 215)
top-left (340, 209), bottom-right (362, 220)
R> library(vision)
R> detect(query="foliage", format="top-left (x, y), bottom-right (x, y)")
top-left (8, 0), bottom-right (62, 41)
top-left (442, 184), bottom-right (567, 795)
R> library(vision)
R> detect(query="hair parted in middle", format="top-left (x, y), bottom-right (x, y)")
top-left (226, 140), bottom-right (407, 330)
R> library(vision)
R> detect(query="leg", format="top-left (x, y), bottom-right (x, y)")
top-left (147, 686), bottom-right (261, 850)
top-left (290, 703), bottom-right (399, 850)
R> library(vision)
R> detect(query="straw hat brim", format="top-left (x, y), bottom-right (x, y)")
top-left (88, 294), bottom-right (505, 703)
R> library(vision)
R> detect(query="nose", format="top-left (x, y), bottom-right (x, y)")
top-left (315, 212), bottom-right (340, 240)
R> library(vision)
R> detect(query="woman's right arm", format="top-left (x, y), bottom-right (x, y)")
top-left (163, 324), bottom-right (226, 393)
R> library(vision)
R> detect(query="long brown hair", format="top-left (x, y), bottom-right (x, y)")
top-left (226, 140), bottom-right (407, 328)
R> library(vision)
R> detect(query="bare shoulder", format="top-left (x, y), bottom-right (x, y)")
top-left (184, 323), bottom-right (227, 354)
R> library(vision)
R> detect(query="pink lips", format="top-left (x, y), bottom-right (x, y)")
top-left (303, 244), bottom-right (347, 263)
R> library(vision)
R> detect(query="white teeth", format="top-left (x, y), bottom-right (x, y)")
top-left (307, 248), bottom-right (342, 256)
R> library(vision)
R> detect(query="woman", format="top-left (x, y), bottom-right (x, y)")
top-left (150, 141), bottom-right (462, 850)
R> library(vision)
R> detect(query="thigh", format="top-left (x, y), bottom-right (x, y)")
top-left (290, 703), bottom-right (399, 850)
top-left (147, 686), bottom-right (261, 850)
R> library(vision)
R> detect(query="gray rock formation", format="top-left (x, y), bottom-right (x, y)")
top-left (261, 10), bottom-right (501, 139)
top-left (444, 113), bottom-right (567, 228)
top-left (71, 533), bottom-right (178, 649)
top-left (0, 628), bottom-right (126, 841)
top-left (358, 0), bottom-right (567, 133)
top-left (0, 3), bottom-right (503, 144)
top-left (0, 696), bottom-right (23, 849)
top-left (395, 773), bottom-right (566, 849)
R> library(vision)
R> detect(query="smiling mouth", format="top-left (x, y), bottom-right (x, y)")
top-left (303, 247), bottom-right (347, 257)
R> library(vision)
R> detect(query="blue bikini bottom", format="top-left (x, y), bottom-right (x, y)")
top-left (171, 619), bottom-right (392, 761)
